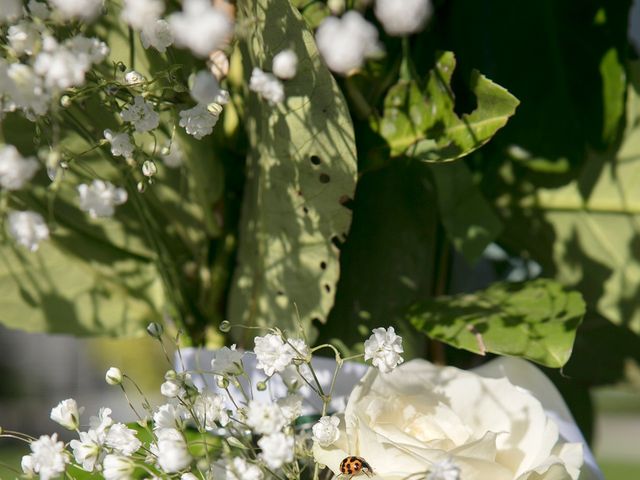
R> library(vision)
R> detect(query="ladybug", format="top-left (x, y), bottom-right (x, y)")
top-left (339, 456), bottom-right (374, 477)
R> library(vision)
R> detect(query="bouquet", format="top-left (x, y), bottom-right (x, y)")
top-left (0, 0), bottom-right (634, 479)
top-left (6, 324), bottom-right (590, 480)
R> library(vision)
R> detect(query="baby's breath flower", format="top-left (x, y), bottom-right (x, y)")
top-left (210, 345), bottom-right (243, 375)
top-left (28, 0), bottom-right (50, 19)
top-left (216, 457), bottom-right (263, 480)
top-left (426, 458), bottom-right (461, 480)
top-left (7, 211), bottom-right (49, 252)
top-left (168, 0), bottom-right (233, 58)
top-left (277, 394), bottom-right (302, 423)
top-left (258, 432), bottom-right (294, 470)
top-left (179, 104), bottom-right (219, 139)
top-left (77, 180), bottom-right (128, 219)
top-left (103, 454), bottom-right (135, 480)
top-left (315, 11), bottom-right (382, 75)
top-left (69, 429), bottom-right (104, 472)
top-left (374, 0), bottom-right (433, 36)
top-left (249, 68), bottom-right (284, 104)
top-left (140, 19), bottom-right (174, 53)
top-left (120, 95), bottom-right (159, 132)
top-left (26, 434), bottom-right (69, 480)
top-left (161, 142), bottom-right (184, 168)
top-left (105, 423), bottom-right (141, 456)
top-left (21, 454), bottom-right (35, 477)
top-left (7, 22), bottom-right (41, 57)
top-left (254, 333), bottom-right (292, 376)
top-left (48, 0), bottom-right (103, 20)
top-left (193, 391), bottom-right (229, 429)
top-left (0, 0), bottom-right (22, 23)
top-left (160, 378), bottom-right (183, 398)
top-left (121, 0), bottom-right (164, 31)
top-left (34, 36), bottom-right (104, 91)
top-left (6, 63), bottom-right (50, 117)
top-left (153, 403), bottom-right (188, 430)
top-left (364, 326), bottom-right (404, 373)
top-left (103, 129), bottom-right (134, 158)
top-left (247, 400), bottom-right (287, 435)
top-left (89, 407), bottom-right (113, 433)
top-left (0, 144), bottom-right (39, 190)
top-left (50, 398), bottom-right (82, 430)
top-left (272, 49), bottom-right (298, 80)
top-left (153, 428), bottom-right (192, 473)
top-left (190, 70), bottom-right (222, 105)
top-left (312, 415), bottom-right (340, 447)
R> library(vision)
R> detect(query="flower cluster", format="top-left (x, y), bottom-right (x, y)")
top-left (0, 0), bottom-right (237, 253)
top-left (6, 324), bottom-right (405, 480)
top-left (315, 0), bottom-right (433, 75)
top-left (2, 322), bottom-right (588, 480)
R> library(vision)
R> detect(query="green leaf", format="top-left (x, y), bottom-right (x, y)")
top-left (409, 279), bottom-right (586, 367)
top-left (495, 75), bottom-right (640, 334)
top-left (231, 0), bottom-right (358, 343)
top-left (0, 225), bottom-right (163, 336)
top-left (378, 79), bottom-right (431, 156)
top-left (321, 162), bottom-right (438, 358)
top-left (429, 161), bottom-right (503, 262)
top-left (379, 52), bottom-right (519, 162)
top-left (432, 0), bottom-right (630, 168)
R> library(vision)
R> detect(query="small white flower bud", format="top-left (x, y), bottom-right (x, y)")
top-left (50, 399), bottom-right (82, 430)
top-left (272, 49), bottom-right (298, 80)
top-left (142, 160), bottom-right (157, 177)
top-left (60, 95), bottom-right (72, 108)
top-left (124, 70), bottom-right (146, 85)
top-left (160, 380), bottom-right (181, 398)
top-left (105, 367), bottom-right (123, 385)
top-left (146, 322), bottom-right (164, 338)
top-left (216, 376), bottom-right (229, 389)
top-left (327, 0), bottom-right (345, 14)
top-left (219, 320), bottom-right (231, 332)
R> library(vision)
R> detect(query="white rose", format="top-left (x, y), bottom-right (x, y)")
top-left (313, 358), bottom-right (584, 480)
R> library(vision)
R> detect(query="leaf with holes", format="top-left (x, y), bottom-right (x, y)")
top-left (409, 279), bottom-right (585, 367)
top-left (379, 51), bottom-right (519, 162)
top-left (230, 0), bottom-right (358, 343)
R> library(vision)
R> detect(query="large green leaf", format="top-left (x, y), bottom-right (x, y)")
top-left (231, 0), bottom-right (358, 343)
top-left (429, 0), bottom-right (630, 169)
top-left (409, 279), bottom-right (586, 367)
top-left (493, 78), bottom-right (640, 335)
top-left (0, 223), bottom-right (163, 336)
top-left (379, 52), bottom-right (519, 162)
top-left (429, 161), bottom-right (503, 262)
top-left (321, 162), bottom-right (438, 358)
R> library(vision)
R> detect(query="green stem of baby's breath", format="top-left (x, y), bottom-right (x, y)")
top-left (128, 26), bottom-right (135, 70)
top-left (400, 36), bottom-right (412, 82)
top-left (341, 353), bottom-right (364, 362)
